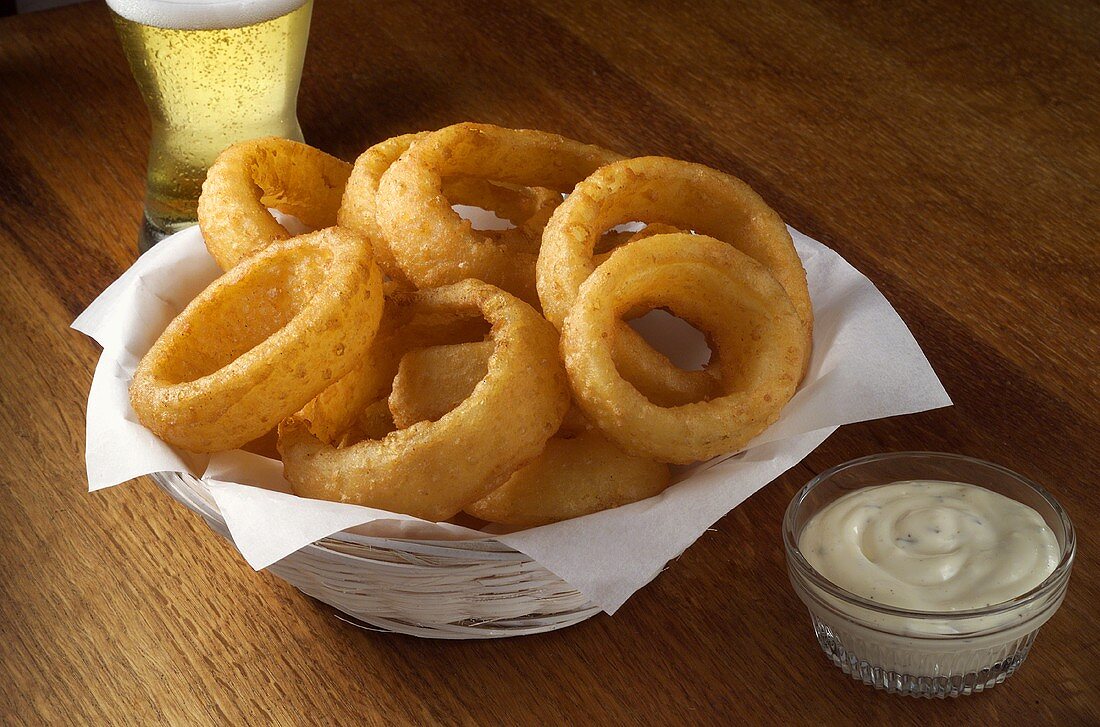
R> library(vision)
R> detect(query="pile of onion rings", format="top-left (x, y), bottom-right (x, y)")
top-left (133, 123), bottom-right (812, 526)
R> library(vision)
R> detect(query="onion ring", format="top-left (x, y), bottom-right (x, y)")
top-left (278, 280), bottom-right (570, 521)
top-left (610, 223), bottom-right (725, 407)
top-left (465, 429), bottom-right (671, 527)
top-left (560, 233), bottom-right (809, 464)
top-left (340, 132), bottom-right (565, 286)
top-left (199, 137), bottom-right (352, 270)
top-left (300, 295), bottom-right (491, 445)
top-left (441, 176), bottom-right (563, 254)
top-left (375, 122), bottom-right (622, 303)
top-left (387, 341), bottom-right (671, 526)
top-left (388, 341), bottom-right (495, 429)
top-left (130, 227), bottom-right (384, 453)
top-left (538, 156), bottom-right (813, 403)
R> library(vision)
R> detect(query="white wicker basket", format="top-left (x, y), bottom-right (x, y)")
top-left (150, 471), bottom-right (600, 639)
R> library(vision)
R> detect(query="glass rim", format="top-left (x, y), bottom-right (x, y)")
top-left (109, 0), bottom-right (306, 7)
top-left (783, 451), bottom-right (1076, 623)
top-left (106, 0), bottom-right (310, 31)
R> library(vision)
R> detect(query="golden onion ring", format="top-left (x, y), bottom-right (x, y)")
top-left (278, 280), bottom-right (570, 521)
top-left (300, 296), bottom-right (491, 446)
top-left (388, 341), bottom-right (671, 526)
top-left (388, 341), bottom-right (495, 429)
top-left (441, 176), bottom-right (563, 255)
top-left (538, 156), bottom-right (813, 403)
top-left (560, 233), bottom-right (809, 464)
top-left (375, 122), bottom-right (622, 304)
top-left (199, 137), bottom-right (352, 270)
top-left (129, 227), bottom-right (383, 453)
top-left (465, 430), bottom-right (671, 527)
top-left (340, 132), bottom-right (565, 285)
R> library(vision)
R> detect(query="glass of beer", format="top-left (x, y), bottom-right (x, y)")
top-left (108, 0), bottom-right (314, 251)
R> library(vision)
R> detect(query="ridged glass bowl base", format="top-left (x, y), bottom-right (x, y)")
top-left (811, 615), bottom-right (1036, 698)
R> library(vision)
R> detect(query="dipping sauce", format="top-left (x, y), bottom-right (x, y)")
top-left (799, 480), bottom-right (1059, 612)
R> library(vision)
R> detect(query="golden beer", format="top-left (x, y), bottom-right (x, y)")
top-left (109, 0), bottom-right (313, 249)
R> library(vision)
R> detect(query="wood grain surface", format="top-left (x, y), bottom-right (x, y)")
top-left (1, 1), bottom-right (1097, 724)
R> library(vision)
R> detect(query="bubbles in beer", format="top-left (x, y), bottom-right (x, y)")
top-left (111, 0), bottom-right (311, 234)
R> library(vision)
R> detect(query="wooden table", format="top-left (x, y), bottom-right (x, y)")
top-left (2, 1), bottom-right (1096, 723)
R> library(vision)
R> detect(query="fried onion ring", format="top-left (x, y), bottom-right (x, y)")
top-left (442, 177), bottom-right (563, 255)
top-left (611, 223), bottom-right (726, 407)
top-left (340, 132), bottom-right (565, 286)
top-left (199, 137), bottom-right (352, 270)
top-left (387, 341), bottom-right (671, 526)
top-left (560, 233), bottom-right (809, 464)
top-left (300, 296), bottom-right (491, 445)
top-left (388, 341), bottom-right (495, 429)
top-left (278, 280), bottom-right (570, 520)
top-left (375, 122), bottom-right (622, 303)
top-left (466, 431), bottom-right (671, 527)
top-left (538, 156), bottom-right (813, 404)
top-left (130, 227), bottom-right (383, 453)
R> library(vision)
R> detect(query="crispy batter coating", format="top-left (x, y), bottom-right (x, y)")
top-left (389, 341), bottom-right (670, 526)
top-left (299, 296), bottom-right (491, 446)
top-left (561, 234), bottom-right (809, 464)
top-left (199, 137), bottom-right (352, 269)
top-left (538, 156), bottom-right (813, 403)
top-left (279, 281), bottom-right (570, 521)
top-left (130, 227), bottom-right (383, 452)
top-left (466, 430), bottom-right (671, 527)
top-left (375, 122), bottom-right (622, 304)
top-left (388, 341), bottom-right (495, 429)
top-left (137, 126), bottom-right (818, 525)
top-left (340, 131), bottom-right (565, 286)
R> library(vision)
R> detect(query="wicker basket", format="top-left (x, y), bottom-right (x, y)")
top-left (151, 471), bottom-right (600, 639)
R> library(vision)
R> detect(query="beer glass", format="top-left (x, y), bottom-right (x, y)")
top-left (108, 0), bottom-right (313, 251)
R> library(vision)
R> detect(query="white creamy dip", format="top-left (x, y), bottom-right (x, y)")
top-left (799, 480), bottom-right (1059, 612)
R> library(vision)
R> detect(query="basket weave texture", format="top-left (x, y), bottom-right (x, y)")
top-left (152, 471), bottom-right (600, 639)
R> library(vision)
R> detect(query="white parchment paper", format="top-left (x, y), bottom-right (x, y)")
top-left (73, 218), bottom-right (950, 614)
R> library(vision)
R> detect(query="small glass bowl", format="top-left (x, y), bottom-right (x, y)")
top-left (783, 452), bottom-right (1075, 698)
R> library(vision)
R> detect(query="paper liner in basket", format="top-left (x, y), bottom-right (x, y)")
top-left (73, 214), bottom-right (949, 614)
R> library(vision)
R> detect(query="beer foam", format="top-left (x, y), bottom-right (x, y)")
top-left (106, 0), bottom-right (306, 30)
